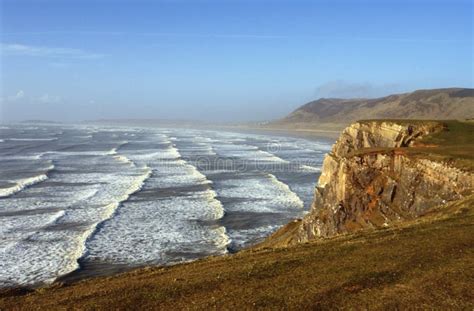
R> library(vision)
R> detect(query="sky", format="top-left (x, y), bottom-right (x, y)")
top-left (0, 0), bottom-right (473, 123)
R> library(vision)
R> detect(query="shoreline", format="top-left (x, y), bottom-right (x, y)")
top-left (1, 120), bottom-right (472, 309)
top-left (0, 125), bottom-right (339, 292)
top-left (0, 244), bottom-right (243, 293)
top-left (2, 198), bottom-right (472, 308)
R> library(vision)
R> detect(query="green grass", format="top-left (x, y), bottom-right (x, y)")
top-left (353, 120), bottom-right (474, 171)
top-left (415, 120), bottom-right (474, 169)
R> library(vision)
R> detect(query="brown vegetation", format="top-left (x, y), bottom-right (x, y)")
top-left (272, 88), bottom-right (474, 130)
top-left (1, 196), bottom-right (472, 310)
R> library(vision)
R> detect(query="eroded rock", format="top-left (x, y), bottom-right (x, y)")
top-left (297, 121), bottom-right (473, 242)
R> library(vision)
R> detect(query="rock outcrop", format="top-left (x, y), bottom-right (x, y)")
top-left (297, 120), bottom-right (473, 242)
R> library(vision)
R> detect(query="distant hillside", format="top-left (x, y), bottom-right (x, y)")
top-left (273, 88), bottom-right (474, 130)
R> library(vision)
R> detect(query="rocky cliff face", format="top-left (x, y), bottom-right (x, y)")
top-left (297, 121), bottom-right (473, 242)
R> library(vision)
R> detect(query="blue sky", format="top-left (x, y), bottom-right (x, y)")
top-left (1, 0), bottom-right (472, 122)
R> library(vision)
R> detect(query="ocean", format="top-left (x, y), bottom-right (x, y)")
top-left (0, 124), bottom-right (332, 287)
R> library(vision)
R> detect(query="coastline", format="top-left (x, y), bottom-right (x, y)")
top-left (1, 120), bottom-right (473, 309)
top-left (2, 196), bottom-right (472, 309)
top-left (0, 126), bottom-right (336, 292)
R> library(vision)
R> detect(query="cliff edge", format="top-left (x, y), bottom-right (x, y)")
top-left (264, 120), bottom-right (473, 245)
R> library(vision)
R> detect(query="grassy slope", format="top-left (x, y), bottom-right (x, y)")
top-left (353, 120), bottom-right (474, 172)
top-left (1, 197), bottom-right (472, 310)
top-left (272, 88), bottom-right (474, 130)
top-left (414, 120), bottom-right (474, 171)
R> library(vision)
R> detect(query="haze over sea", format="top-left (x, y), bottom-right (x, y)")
top-left (0, 123), bottom-right (331, 287)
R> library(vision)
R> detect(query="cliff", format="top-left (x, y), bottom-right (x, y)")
top-left (296, 120), bottom-right (473, 241)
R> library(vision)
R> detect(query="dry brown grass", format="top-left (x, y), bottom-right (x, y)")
top-left (1, 196), bottom-right (473, 310)
top-left (277, 88), bottom-right (474, 126)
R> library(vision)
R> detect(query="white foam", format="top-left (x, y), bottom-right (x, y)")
top-left (173, 135), bottom-right (218, 156)
top-left (107, 147), bottom-right (118, 155)
top-left (255, 150), bottom-right (289, 163)
top-left (227, 224), bottom-right (281, 249)
top-left (0, 210), bottom-right (66, 251)
top-left (100, 166), bottom-right (152, 220)
top-left (193, 188), bottom-right (225, 219)
top-left (215, 174), bottom-right (303, 213)
top-left (106, 141), bottom-right (128, 156)
top-left (123, 140), bottom-right (212, 188)
top-left (0, 154), bottom-right (43, 160)
top-left (0, 148), bottom-right (152, 286)
top-left (213, 142), bottom-right (288, 163)
top-left (113, 155), bottom-right (136, 166)
top-left (9, 138), bottom-right (57, 141)
top-left (85, 195), bottom-right (229, 265)
top-left (267, 174), bottom-right (304, 208)
top-left (300, 165), bottom-right (322, 172)
top-left (0, 222), bottom-right (90, 286)
top-left (84, 136), bottom-right (229, 265)
top-left (0, 126), bottom-right (330, 286)
top-left (252, 138), bottom-right (329, 170)
top-left (0, 174), bottom-right (48, 198)
top-left (47, 151), bottom-right (110, 157)
top-left (129, 147), bottom-right (181, 161)
top-left (212, 173), bottom-right (305, 248)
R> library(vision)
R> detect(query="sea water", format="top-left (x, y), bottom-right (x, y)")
top-left (0, 124), bottom-right (332, 287)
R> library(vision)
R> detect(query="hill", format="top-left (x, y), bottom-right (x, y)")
top-left (271, 88), bottom-right (474, 130)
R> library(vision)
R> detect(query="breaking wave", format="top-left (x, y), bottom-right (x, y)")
top-left (267, 173), bottom-right (305, 208)
top-left (9, 138), bottom-right (58, 141)
top-left (0, 161), bottom-right (55, 198)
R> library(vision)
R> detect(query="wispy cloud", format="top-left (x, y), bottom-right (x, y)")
top-left (1, 43), bottom-right (104, 59)
top-left (0, 90), bottom-right (25, 104)
top-left (1, 31), bottom-right (287, 39)
top-left (9, 90), bottom-right (25, 100)
top-left (140, 32), bottom-right (287, 39)
top-left (1, 90), bottom-right (64, 105)
top-left (38, 93), bottom-right (63, 104)
top-left (1, 31), bottom-right (469, 43)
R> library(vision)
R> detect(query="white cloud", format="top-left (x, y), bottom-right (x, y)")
top-left (1, 43), bottom-right (104, 59)
top-left (7, 90), bottom-right (25, 101)
top-left (38, 94), bottom-right (62, 104)
top-left (2, 90), bottom-right (64, 105)
top-left (1, 31), bottom-right (467, 44)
